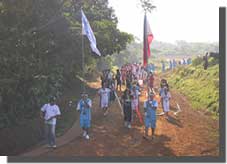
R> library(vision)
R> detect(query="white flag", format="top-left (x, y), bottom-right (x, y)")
top-left (81, 9), bottom-right (101, 56)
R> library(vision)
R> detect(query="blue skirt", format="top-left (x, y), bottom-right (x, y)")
top-left (145, 109), bottom-right (156, 128)
top-left (80, 114), bottom-right (91, 128)
top-left (145, 117), bottom-right (156, 128)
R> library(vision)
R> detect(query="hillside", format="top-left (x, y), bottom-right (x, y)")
top-left (163, 57), bottom-right (219, 118)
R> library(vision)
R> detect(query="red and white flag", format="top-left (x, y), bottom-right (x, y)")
top-left (143, 14), bottom-right (154, 66)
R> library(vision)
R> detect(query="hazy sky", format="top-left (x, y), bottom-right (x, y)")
top-left (108, 0), bottom-right (225, 43)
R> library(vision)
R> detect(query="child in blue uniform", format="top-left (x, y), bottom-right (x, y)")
top-left (144, 92), bottom-right (158, 140)
top-left (77, 93), bottom-right (92, 140)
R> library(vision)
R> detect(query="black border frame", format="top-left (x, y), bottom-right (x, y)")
top-left (7, 7), bottom-right (226, 163)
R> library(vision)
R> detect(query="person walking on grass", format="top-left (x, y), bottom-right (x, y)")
top-left (98, 82), bottom-right (111, 116)
top-left (144, 92), bottom-right (158, 140)
top-left (121, 88), bottom-right (132, 129)
top-left (40, 96), bottom-right (61, 148)
top-left (160, 87), bottom-right (171, 119)
top-left (77, 93), bottom-right (92, 140)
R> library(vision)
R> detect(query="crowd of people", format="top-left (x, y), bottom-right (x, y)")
top-left (95, 63), bottom-right (171, 140)
top-left (39, 62), bottom-right (172, 148)
top-left (36, 52), bottom-right (217, 148)
top-left (161, 58), bottom-right (192, 72)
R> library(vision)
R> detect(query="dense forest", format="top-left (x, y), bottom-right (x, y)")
top-left (0, 0), bottom-right (133, 129)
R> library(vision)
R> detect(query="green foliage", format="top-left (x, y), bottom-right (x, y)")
top-left (192, 56), bottom-right (204, 66)
top-left (0, 0), bottom-right (132, 129)
top-left (150, 41), bottom-right (218, 58)
top-left (167, 64), bottom-right (219, 118)
top-left (111, 41), bottom-right (143, 67)
top-left (140, 0), bottom-right (156, 13)
top-left (104, 40), bottom-right (219, 72)
top-left (208, 56), bottom-right (219, 67)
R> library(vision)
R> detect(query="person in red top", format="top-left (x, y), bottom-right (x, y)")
top-left (148, 72), bottom-right (154, 90)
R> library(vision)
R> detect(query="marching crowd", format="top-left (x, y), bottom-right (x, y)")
top-left (40, 63), bottom-right (172, 148)
top-left (78, 63), bottom-right (171, 141)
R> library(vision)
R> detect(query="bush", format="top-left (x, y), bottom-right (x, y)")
top-left (208, 57), bottom-right (219, 67)
top-left (192, 57), bottom-right (204, 66)
top-left (167, 63), bottom-right (219, 118)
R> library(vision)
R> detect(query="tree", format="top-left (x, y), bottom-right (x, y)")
top-left (140, 0), bottom-right (156, 13)
top-left (0, 0), bottom-right (133, 128)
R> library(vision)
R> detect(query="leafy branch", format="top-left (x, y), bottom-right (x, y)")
top-left (140, 0), bottom-right (156, 13)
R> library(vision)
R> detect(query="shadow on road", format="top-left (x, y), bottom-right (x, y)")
top-left (166, 115), bottom-right (183, 128)
top-left (142, 134), bottom-right (176, 156)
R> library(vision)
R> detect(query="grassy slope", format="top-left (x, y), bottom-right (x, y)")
top-left (56, 76), bottom-right (97, 137)
top-left (164, 60), bottom-right (219, 118)
top-left (0, 76), bottom-right (97, 155)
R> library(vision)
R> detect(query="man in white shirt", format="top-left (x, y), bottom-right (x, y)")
top-left (40, 97), bottom-right (61, 148)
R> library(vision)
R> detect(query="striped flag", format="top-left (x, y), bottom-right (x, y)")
top-left (81, 9), bottom-right (101, 56)
top-left (143, 14), bottom-right (153, 66)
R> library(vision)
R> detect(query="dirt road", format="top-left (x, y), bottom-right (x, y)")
top-left (22, 75), bottom-right (219, 157)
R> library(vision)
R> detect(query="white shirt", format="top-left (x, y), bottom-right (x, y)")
top-left (107, 72), bottom-right (113, 80)
top-left (41, 103), bottom-right (61, 125)
top-left (161, 92), bottom-right (171, 102)
top-left (98, 88), bottom-right (111, 98)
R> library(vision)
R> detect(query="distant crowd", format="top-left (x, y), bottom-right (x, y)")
top-left (161, 58), bottom-right (192, 72)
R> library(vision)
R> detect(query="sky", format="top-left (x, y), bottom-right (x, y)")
top-left (108, 0), bottom-right (226, 43)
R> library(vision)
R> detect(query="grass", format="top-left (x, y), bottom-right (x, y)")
top-left (56, 76), bottom-right (97, 137)
top-left (0, 75), bottom-right (98, 155)
top-left (165, 58), bottom-right (219, 118)
top-left (56, 108), bottom-right (78, 137)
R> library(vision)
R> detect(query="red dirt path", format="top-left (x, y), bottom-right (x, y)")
top-left (22, 75), bottom-right (219, 157)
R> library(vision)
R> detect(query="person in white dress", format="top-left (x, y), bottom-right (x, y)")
top-left (98, 83), bottom-right (111, 116)
top-left (160, 87), bottom-right (171, 119)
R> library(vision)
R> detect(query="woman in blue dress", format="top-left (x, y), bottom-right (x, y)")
top-left (77, 93), bottom-right (92, 140)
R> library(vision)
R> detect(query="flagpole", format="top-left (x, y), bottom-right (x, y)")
top-left (144, 12), bottom-right (150, 96)
top-left (81, 9), bottom-right (85, 93)
top-left (143, 12), bottom-right (147, 67)
top-left (81, 7), bottom-right (85, 92)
